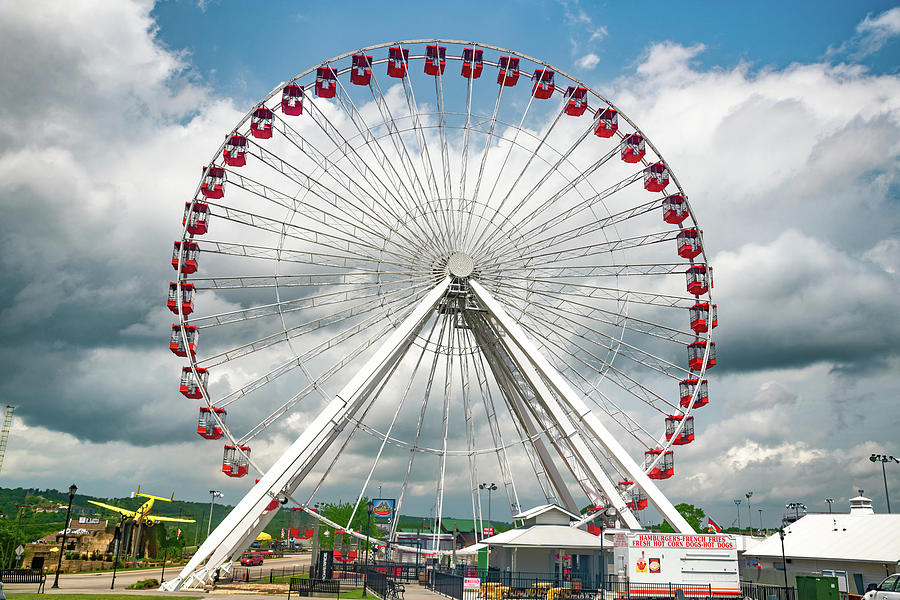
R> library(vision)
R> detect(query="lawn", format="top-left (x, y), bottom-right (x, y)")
top-left (7, 596), bottom-right (201, 600)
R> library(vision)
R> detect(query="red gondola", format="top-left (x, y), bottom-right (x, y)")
top-left (688, 341), bottom-right (716, 371)
top-left (620, 133), bottom-right (646, 163)
top-left (686, 265), bottom-right (711, 296)
top-left (180, 366), bottom-right (208, 399)
top-left (315, 67), bottom-right (337, 98)
top-left (644, 449), bottom-right (674, 479)
top-left (643, 162), bottom-right (669, 192)
top-left (679, 378), bottom-right (709, 409)
top-left (618, 480), bottom-right (648, 511)
top-left (170, 324), bottom-right (198, 357)
top-left (183, 202), bottom-right (210, 235)
top-left (425, 45), bottom-right (446, 76)
top-left (200, 166), bottom-right (225, 199)
top-left (281, 84), bottom-right (304, 115)
top-left (387, 47), bottom-right (410, 78)
top-left (351, 54), bottom-right (373, 85)
top-left (662, 194), bottom-right (688, 225)
top-left (565, 86), bottom-right (588, 116)
top-left (532, 69), bottom-right (555, 99)
top-left (497, 56), bottom-right (520, 86)
top-left (594, 108), bottom-right (618, 138)
top-left (461, 48), bottom-right (483, 79)
top-left (172, 241), bottom-right (199, 274)
top-left (665, 415), bottom-right (695, 445)
top-left (250, 107), bottom-right (273, 139)
top-left (223, 134), bottom-right (247, 167)
top-left (222, 445), bottom-right (250, 477)
top-left (167, 282), bottom-right (194, 315)
top-left (197, 407), bottom-right (226, 439)
top-left (689, 302), bottom-right (717, 333)
top-left (677, 228), bottom-right (703, 259)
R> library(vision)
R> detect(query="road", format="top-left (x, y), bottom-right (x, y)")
top-left (5, 553), bottom-right (312, 595)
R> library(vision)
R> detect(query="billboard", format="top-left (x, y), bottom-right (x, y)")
top-left (371, 498), bottom-right (395, 524)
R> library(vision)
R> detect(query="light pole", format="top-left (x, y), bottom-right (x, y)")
top-left (785, 502), bottom-right (806, 523)
top-left (778, 527), bottom-right (790, 590)
top-left (869, 454), bottom-right (899, 513)
top-left (52, 483), bottom-right (77, 589)
top-left (733, 499), bottom-right (741, 530)
top-left (825, 498), bottom-right (834, 514)
top-left (745, 492), bottom-right (753, 531)
top-left (363, 500), bottom-right (373, 598)
top-left (758, 509), bottom-right (763, 533)
top-left (207, 490), bottom-right (223, 540)
top-left (479, 482), bottom-right (498, 527)
top-left (110, 516), bottom-right (125, 589)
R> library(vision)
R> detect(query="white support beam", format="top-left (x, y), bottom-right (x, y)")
top-left (162, 278), bottom-right (452, 590)
top-left (469, 280), bottom-right (694, 534)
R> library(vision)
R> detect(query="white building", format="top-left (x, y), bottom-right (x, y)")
top-left (742, 496), bottom-right (900, 595)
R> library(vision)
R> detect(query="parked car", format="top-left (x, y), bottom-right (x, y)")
top-left (240, 553), bottom-right (264, 566)
top-left (864, 574), bottom-right (900, 600)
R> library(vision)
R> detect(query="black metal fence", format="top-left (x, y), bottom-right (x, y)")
top-left (288, 577), bottom-right (341, 599)
top-left (741, 581), bottom-right (796, 600)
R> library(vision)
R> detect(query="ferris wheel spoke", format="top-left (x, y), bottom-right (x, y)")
top-left (204, 200), bottom-right (422, 266)
top-left (187, 275), bottom-right (430, 330)
top-left (433, 67), bottom-right (453, 203)
top-left (195, 239), bottom-right (428, 272)
top-left (461, 81), bottom-right (505, 248)
top-left (468, 330), bottom-right (522, 519)
top-left (484, 229), bottom-right (677, 270)
top-left (189, 272), bottom-right (417, 291)
top-left (486, 196), bottom-right (661, 267)
top-left (514, 311), bottom-right (676, 431)
top-left (365, 73), bottom-right (455, 255)
top-left (432, 307), bottom-right (456, 539)
top-left (299, 93), bottom-right (449, 259)
top-left (478, 166), bottom-right (643, 259)
top-left (241, 144), bottom-right (396, 240)
top-left (494, 281), bottom-right (695, 345)
top-left (485, 263), bottom-right (685, 280)
top-left (392, 291), bottom-right (455, 537)
top-left (517, 299), bottom-right (691, 382)
top-left (196, 283), bottom-right (429, 368)
top-left (457, 327), bottom-right (485, 533)
top-left (488, 276), bottom-right (700, 309)
top-left (222, 167), bottom-right (389, 248)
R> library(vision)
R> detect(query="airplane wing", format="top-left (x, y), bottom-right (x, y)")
top-left (88, 500), bottom-right (136, 518)
top-left (146, 515), bottom-right (197, 524)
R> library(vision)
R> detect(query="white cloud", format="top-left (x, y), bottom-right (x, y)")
top-left (575, 53), bottom-right (601, 70)
top-left (828, 6), bottom-right (900, 59)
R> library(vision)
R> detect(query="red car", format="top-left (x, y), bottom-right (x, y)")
top-left (240, 553), bottom-right (264, 566)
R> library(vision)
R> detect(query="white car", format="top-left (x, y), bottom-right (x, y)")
top-left (864, 574), bottom-right (900, 600)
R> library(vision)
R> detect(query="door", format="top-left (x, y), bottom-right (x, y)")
top-left (823, 570), bottom-right (848, 594)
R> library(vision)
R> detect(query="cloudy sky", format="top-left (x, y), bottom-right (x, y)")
top-left (1, 0), bottom-right (899, 531)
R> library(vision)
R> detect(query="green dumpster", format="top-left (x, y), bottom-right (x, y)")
top-left (796, 575), bottom-right (840, 600)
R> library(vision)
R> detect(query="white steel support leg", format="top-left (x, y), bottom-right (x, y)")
top-left (469, 280), bottom-right (694, 534)
top-left (162, 278), bottom-right (452, 591)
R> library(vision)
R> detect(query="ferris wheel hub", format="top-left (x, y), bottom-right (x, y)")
top-left (447, 251), bottom-right (475, 278)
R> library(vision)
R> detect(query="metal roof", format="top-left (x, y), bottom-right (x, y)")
top-left (743, 513), bottom-right (900, 562)
top-left (480, 524), bottom-right (602, 549)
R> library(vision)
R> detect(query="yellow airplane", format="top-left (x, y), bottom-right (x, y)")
top-left (88, 486), bottom-right (196, 526)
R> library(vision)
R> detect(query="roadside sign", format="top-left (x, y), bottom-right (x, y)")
top-left (464, 577), bottom-right (480, 590)
top-left (482, 527), bottom-right (494, 537)
top-left (15, 545), bottom-right (23, 556)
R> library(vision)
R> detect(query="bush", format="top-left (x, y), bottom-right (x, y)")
top-left (128, 578), bottom-right (160, 589)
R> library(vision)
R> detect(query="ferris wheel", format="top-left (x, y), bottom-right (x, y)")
top-left (164, 40), bottom-right (717, 590)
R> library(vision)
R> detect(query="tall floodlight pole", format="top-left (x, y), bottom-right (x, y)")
top-left (758, 509), bottom-right (763, 533)
top-left (825, 498), bottom-right (834, 514)
top-left (733, 499), bottom-right (741, 530)
top-left (479, 483), bottom-right (498, 526)
top-left (363, 501), bottom-right (373, 597)
top-left (785, 502), bottom-right (806, 523)
top-left (869, 454), bottom-right (899, 513)
top-left (745, 492), bottom-right (753, 531)
top-left (52, 484), bottom-right (77, 589)
top-left (207, 490), bottom-right (223, 540)
top-left (111, 516), bottom-right (125, 589)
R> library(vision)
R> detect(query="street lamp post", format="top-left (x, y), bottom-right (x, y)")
top-left (778, 528), bottom-right (790, 590)
top-left (825, 498), bottom-right (834, 514)
top-left (363, 500), bottom-right (373, 598)
top-left (479, 483), bottom-right (498, 528)
top-left (758, 509), bottom-right (763, 534)
top-left (869, 454), bottom-right (899, 514)
top-left (207, 490), bottom-right (223, 540)
top-left (52, 483), bottom-right (77, 589)
top-left (110, 517), bottom-right (124, 589)
top-left (733, 499), bottom-right (741, 531)
top-left (746, 492), bottom-right (753, 531)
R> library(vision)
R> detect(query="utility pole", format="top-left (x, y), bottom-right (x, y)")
top-left (52, 484), bottom-right (77, 589)
top-left (733, 499), bottom-right (741, 530)
top-left (745, 492), bottom-right (753, 531)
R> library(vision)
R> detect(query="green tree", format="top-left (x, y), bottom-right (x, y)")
top-left (317, 499), bottom-right (373, 550)
top-left (659, 503), bottom-right (705, 533)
